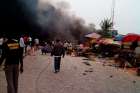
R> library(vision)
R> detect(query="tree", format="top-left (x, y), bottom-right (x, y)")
top-left (100, 18), bottom-right (113, 37)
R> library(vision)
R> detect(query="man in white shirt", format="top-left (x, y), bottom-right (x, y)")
top-left (19, 36), bottom-right (25, 48)
top-left (34, 38), bottom-right (39, 50)
top-left (19, 35), bottom-right (25, 60)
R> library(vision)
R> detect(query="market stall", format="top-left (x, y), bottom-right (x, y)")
top-left (96, 38), bottom-right (121, 57)
top-left (85, 32), bottom-right (101, 47)
top-left (116, 33), bottom-right (140, 68)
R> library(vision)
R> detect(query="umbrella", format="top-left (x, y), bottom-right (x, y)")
top-left (114, 34), bottom-right (124, 41)
top-left (122, 33), bottom-right (140, 42)
top-left (85, 32), bottom-right (101, 39)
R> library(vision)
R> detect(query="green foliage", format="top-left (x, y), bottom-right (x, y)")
top-left (100, 18), bottom-right (113, 38)
top-left (100, 18), bottom-right (113, 31)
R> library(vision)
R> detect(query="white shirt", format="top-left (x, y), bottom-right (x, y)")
top-left (34, 38), bottom-right (39, 44)
top-left (28, 37), bottom-right (32, 42)
top-left (19, 37), bottom-right (25, 48)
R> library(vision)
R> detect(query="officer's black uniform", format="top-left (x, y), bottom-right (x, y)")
top-left (0, 39), bottom-right (23, 93)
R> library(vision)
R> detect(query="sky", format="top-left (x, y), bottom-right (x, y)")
top-left (41, 0), bottom-right (140, 35)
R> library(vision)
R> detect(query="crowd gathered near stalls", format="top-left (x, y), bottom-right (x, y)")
top-left (0, 34), bottom-right (40, 62)
top-left (0, 32), bottom-right (140, 93)
top-left (0, 33), bottom-right (140, 76)
top-left (0, 34), bottom-right (75, 58)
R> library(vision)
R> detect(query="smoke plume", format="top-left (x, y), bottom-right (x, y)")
top-left (0, 0), bottom-right (95, 42)
top-left (38, 0), bottom-right (94, 41)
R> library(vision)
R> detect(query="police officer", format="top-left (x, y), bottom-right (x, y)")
top-left (0, 36), bottom-right (23, 93)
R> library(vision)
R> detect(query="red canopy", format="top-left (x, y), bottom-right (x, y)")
top-left (122, 33), bottom-right (140, 42)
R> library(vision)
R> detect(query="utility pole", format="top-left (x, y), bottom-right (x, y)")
top-left (111, 0), bottom-right (118, 36)
top-left (111, 0), bottom-right (116, 29)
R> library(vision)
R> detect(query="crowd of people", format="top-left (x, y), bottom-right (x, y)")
top-left (0, 34), bottom-right (77, 93)
top-left (19, 35), bottom-right (40, 56)
top-left (1, 33), bottom-right (140, 93)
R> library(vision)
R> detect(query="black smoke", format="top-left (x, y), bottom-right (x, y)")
top-left (0, 0), bottom-right (39, 38)
top-left (38, 1), bottom-right (94, 42)
top-left (0, 0), bottom-right (95, 42)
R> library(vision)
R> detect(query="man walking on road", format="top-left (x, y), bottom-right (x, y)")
top-left (51, 39), bottom-right (65, 73)
top-left (0, 36), bottom-right (24, 93)
top-left (19, 35), bottom-right (25, 59)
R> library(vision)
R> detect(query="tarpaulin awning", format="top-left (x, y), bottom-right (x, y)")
top-left (97, 38), bottom-right (121, 46)
top-left (85, 32), bottom-right (101, 39)
top-left (122, 33), bottom-right (140, 42)
top-left (114, 34), bottom-right (124, 41)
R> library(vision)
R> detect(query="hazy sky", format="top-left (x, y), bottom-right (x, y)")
top-left (41, 0), bottom-right (140, 35)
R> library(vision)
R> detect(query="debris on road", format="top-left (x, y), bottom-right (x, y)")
top-left (83, 62), bottom-right (91, 66)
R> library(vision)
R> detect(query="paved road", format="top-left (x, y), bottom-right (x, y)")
top-left (0, 51), bottom-right (140, 93)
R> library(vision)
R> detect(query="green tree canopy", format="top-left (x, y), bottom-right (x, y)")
top-left (100, 18), bottom-right (113, 38)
